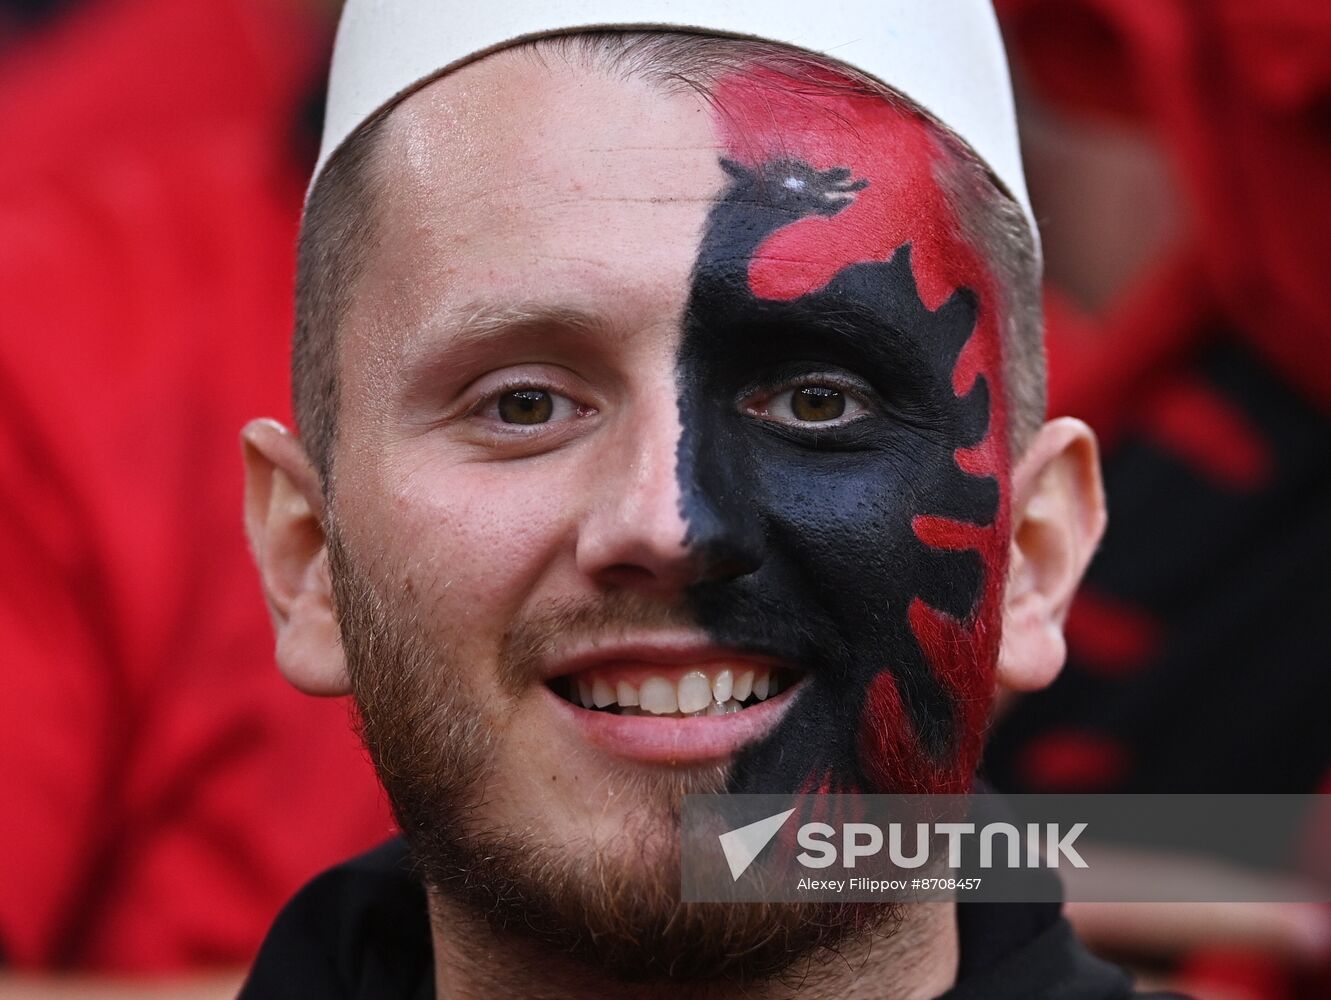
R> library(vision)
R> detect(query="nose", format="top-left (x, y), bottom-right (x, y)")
top-left (677, 470), bottom-right (766, 584)
top-left (575, 397), bottom-right (763, 595)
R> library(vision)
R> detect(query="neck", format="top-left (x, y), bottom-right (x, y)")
top-left (428, 898), bottom-right (958, 1000)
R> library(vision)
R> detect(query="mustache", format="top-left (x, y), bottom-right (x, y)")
top-left (689, 578), bottom-right (850, 674)
top-left (497, 584), bottom-right (847, 698)
top-left (496, 592), bottom-right (695, 696)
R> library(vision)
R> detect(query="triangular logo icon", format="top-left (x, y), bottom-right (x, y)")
top-left (718, 808), bottom-right (797, 881)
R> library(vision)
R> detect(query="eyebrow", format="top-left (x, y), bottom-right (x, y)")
top-left (397, 300), bottom-right (623, 370)
top-left (406, 301), bottom-right (618, 357)
top-left (745, 294), bottom-right (921, 356)
top-left (392, 301), bottom-right (621, 406)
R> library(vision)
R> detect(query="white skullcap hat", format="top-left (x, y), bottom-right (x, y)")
top-left (315, 0), bottom-right (1037, 247)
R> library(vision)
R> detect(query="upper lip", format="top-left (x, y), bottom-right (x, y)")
top-left (539, 630), bottom-right (792, 681)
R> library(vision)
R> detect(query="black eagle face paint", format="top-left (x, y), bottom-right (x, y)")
top-left (675, 69), bottom-right (1013, 795)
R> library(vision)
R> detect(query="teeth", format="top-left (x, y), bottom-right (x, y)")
top-left (592, 677), bottom-right (615, 708)
top-left (564, 665), bottom-right (791, 714)
top-left (615, 680), bottom-right (639, 707)
top-left (606, 695), bottom-right (751, 717)
top-left (677, 671), bottom-right (712, 714)
top-left (639, 677), bottom-right (678, 715)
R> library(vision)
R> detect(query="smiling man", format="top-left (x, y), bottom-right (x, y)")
top-left (237, 2), bottom-right (1151, 998)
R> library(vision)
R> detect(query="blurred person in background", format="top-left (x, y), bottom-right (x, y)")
top-left (982, 1), bottom-right (1331, 997)
top-left (0, 0), bottom-right (389, 994)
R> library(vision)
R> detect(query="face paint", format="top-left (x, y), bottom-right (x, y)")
top-left (676, 69), bottom-right (1012, 795)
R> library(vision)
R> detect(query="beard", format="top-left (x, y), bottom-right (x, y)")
top-left (325, 519), bottom-right (895, 984)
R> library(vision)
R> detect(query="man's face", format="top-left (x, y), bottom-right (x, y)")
top-left (327, 50), bottom-right (1009, 973)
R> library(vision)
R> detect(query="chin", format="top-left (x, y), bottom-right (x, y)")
top-left (414, 808), bottom-right (893, 984)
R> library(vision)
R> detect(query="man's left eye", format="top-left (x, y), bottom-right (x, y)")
top-left (497, 388), bottom-right (557, 424)
top-left (752, 382), bottom-right (870, 426)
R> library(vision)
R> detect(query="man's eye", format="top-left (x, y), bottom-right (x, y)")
top-left (757, 382), bottom-right (870, 426)
top-left (482, 387), bottom-right (582, 426)
top-left (498, 388), bottom-right (554, 424)
top-left (789, 385), bottom-right (845, 421)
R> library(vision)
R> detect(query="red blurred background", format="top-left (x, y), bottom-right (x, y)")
top-left (0, 0), bottom-right (389, 990)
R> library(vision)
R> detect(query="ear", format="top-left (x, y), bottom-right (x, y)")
top-left (241, 418), bottom-right (350, 696)
top-left (996, 417), bottom-right (1107, 693)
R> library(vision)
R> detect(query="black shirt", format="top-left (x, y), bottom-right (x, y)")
top-left (240, 839), bottom-right (1185, 999)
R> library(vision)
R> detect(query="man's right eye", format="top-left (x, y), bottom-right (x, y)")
top-left (497, 388), bottom-right (554, 424)
top-left (474, 385), bottom-right (587, 428)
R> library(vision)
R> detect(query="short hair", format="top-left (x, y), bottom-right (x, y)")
top-left (292, 32), bottom-right (1045, 483)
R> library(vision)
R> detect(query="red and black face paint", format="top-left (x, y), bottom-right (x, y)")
top-left (676, 69), bottom-right (1012, 795)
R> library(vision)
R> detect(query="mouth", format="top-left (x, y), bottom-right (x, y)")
top-left (548, 663), bottom-right (802, 718)
top-left (540, 637), bottom-right (806, 763)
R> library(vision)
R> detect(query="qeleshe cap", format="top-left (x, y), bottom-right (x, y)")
top-left (315, 0), bottom-right (1037, 245)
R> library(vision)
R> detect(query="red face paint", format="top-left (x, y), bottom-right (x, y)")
top-left (675, 67), bottom-right (1012, 795)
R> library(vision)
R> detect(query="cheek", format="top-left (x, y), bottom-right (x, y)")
top-left (859, 436), bottom-right (1012, 793)
top-left (344, 451), bottom-right (581, 652)
top-left (751, 451), bottom-right (922, 601)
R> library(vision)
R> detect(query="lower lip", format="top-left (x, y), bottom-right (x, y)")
top-left (542, 682), bottom-right (800, 764)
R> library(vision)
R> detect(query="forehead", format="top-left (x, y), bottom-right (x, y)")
top-left (345, 48), bottom-right (970, 365)
top-left (357, 51), bottom-right (723, 341)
